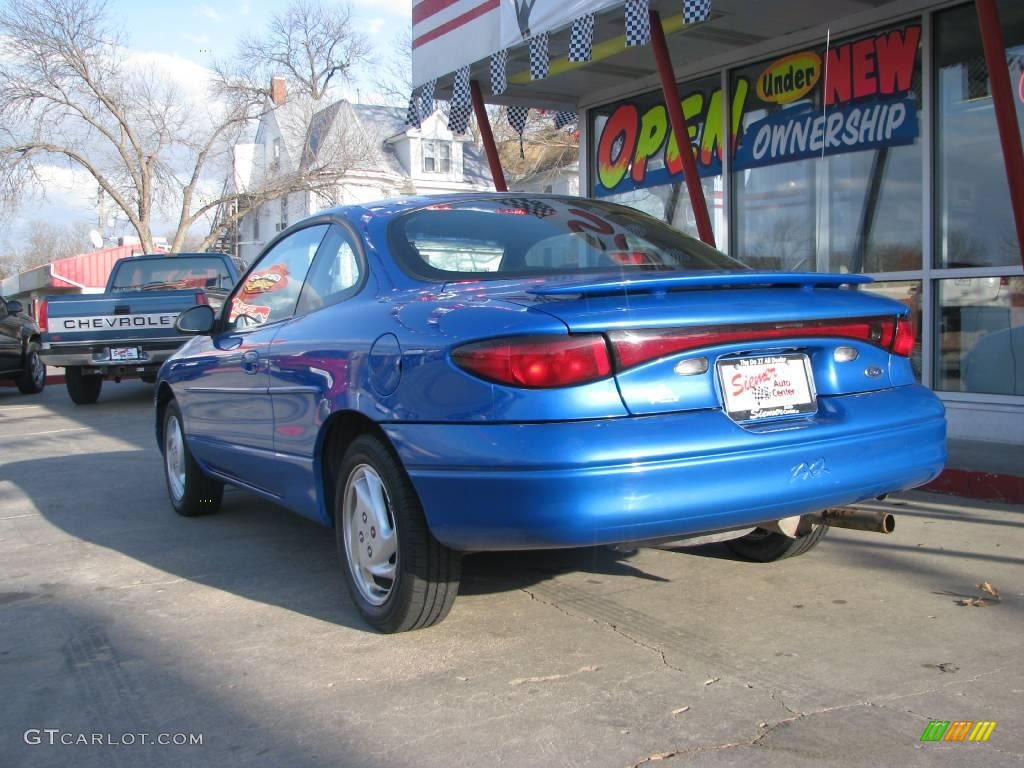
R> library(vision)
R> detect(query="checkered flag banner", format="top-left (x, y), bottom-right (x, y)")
top-left (553, 110), bottom-right (577, 130)
top-left (683, 0), bottom-right (711, 23)
top-left (625, 0), bottom-right (651, 47)
top-left (507, 105), bottom-right (529, 135)
top-left (501, 197), bottom-right (557, 218)
top-left (568, 14), bottom-right (595, 62)
top-left (448, 102), bottom-right (472, 134)
top-left (447, 66), bottom-right (473, 134)
top-left (528, 32), bottom-right (549, 80)
top-left (451, 65), bottom-right (471, 107)
top-left (490, 49), bottom-right (509, 96)
top-left (405, 93), bottom-right (421, 128)
top-left (752, 384), bottom-right (772, 402)
top-left (419, 79), bottom-right (436, 117)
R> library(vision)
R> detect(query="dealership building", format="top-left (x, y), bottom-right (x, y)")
top-left (413, 0), bottom-right (1023, 445)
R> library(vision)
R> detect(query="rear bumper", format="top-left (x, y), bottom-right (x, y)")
top-left (384, 385), bottom-right (946, 551)
top-left (41, 340), bottom-right (182, 369)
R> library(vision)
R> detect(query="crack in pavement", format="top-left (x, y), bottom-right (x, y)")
top-left (520, 587), bottom-right (690, 676)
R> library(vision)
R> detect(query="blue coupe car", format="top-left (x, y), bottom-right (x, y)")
top-left (157, 194), bottom-right (946, 632)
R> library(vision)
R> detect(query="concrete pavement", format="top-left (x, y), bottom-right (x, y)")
top-left (1, 383), bottom-right (1022, 767)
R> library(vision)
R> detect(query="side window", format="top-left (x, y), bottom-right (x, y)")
top-left (296, 226), bottom-right (363, 315)
top-left (227, 224), bottom-right (329, 330)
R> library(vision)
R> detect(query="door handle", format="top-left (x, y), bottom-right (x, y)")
top-left (241, 350), bottom-right (261, 374)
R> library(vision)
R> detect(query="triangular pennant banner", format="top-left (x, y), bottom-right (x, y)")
top-left (568, 14), bottom-right (595, 63)
top-left (508, 106), bottom-right (529, 135)
top-left (448, 102), bottom-right (472, 134)
top-left (683, 0), bottom-right (711, 23)
top-left (451, 65), bottom-right (471, 107)
top-left (405, 93), bottom-right (421, 128)
top-left (528, 33), bottom-right (549, 80)
top-left (553, 111), bottom-right (577, 130)
top-left (490, 49), bottom-right (509, 96)
top-left (420, 79), bottom-right (436, 117)
top-left (625, 0), bottom-right (651, 47)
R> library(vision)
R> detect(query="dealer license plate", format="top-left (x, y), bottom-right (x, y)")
top-left (718, 354), bottom-right (816, 422)
top-left (109, 347), bottom-right (141, 361)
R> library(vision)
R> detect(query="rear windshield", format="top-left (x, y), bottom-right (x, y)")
top-left (110, 257), bottom-right (234, 292)
top-left (390, 197), bottom-right (745, 279)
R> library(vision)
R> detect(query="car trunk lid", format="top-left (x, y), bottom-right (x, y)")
top-left (445, 271), bottom-right (913, 418)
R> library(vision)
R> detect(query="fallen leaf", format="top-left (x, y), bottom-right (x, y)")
top-left (955, 598), bottom-right (990, 607)
top-left (978, 582), bottom-right (1000, 599)
top-left (703, 677), bottom-right (720, 687)
top-left (672, 706), bottom-right (690, 716)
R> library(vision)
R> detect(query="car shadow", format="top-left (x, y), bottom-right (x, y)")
top-left (2, 442), bottom-right (679, 632)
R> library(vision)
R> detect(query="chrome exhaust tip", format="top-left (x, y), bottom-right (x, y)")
top-left (807, 507), bottom-right (895, 534)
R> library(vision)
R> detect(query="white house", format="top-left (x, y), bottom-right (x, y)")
top-left (226, 81), bottom-right (493, 264)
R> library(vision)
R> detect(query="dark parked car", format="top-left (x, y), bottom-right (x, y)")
top-left (0, 295), bottom-right (46, 394)
top-left (156, 194), bottom-right (946, 633)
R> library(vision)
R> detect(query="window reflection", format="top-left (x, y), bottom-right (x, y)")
top-left (935, 2), bottom-right (1024, 268)
top-left (939, 277), bottom-right (1024, 395)
top-left (731, 21), bottom-right (924, 273)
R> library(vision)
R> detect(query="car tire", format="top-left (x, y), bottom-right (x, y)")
top-left (162, 399), bottom-right (223, 516)
top-left (725, 523), bottom-right (828, 563)
top-left (16, 344), bottom-right (46, 395)
top-left (66, 367), bottom-right (102, 404)
top-left (335, 434), bottom-right (461, 633)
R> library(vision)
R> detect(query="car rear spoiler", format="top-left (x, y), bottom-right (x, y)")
top-left (527, 272), bottom-right (874, 297)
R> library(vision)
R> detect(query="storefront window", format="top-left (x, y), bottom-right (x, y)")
top-left (731, 22), bottom-right (924, 273)
top-left (935, 2), bottom-right (1024, 268)
top-left (858, 280), bottom-right (923, 378)
top-left (938, 276), bottom-right (1024, 394)
top-left (590, 75), bottom-right (729, 244)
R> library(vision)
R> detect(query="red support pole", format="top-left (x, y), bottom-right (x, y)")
top-left (470, 80), bottom-right (508, 192)
top-left (976, 0), bottom-right (1024, 268)
top-left (648, 10), bottom-right (716, 247)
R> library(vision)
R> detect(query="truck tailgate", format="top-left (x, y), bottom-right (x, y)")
top-left (43, 291), bottom-right (202, 344)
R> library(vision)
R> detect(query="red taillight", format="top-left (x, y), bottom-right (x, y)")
top-left (195, 291), bottom-right (209, 305)
top-left (608, 316), bottom-right (899, 370)
top-left (892, 315), bottom-right (916, 357)
top-left (452, 335), bottom-right (612, 388)
top-left (37, 299), bottom-right (48, 332)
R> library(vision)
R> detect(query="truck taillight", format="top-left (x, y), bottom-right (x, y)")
top-left (37, 299), bottom-right (48, 332)
top-left (194, 292), bottom-right (209, 306)
top-left (452, 335), bottom-right (612, 388)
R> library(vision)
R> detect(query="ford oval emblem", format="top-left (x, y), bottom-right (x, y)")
top-left (865, 366), bottom-right (883, 378)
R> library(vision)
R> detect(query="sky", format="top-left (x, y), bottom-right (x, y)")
top-left (1, 0), bottom-right (413, 254)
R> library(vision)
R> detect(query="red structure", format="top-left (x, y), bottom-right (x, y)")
top-left (649, 9), bottom-right (716, 247)
top-left (975, 0), bottom-right (1024, 270)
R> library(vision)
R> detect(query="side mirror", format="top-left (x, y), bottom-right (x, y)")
top-left (175, 304), bottom-right (216, 335)
top-left (4, 300), bottom-right (21, 315)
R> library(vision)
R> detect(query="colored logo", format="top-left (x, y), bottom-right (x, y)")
top-left (756, 52), bottom-right (822, 105)
top-left (920, 721), bottom-right (996, 742)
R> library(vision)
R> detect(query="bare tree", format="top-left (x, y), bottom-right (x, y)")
top-left (234, 0), bottom-right (369, 101)
top-left (372, 29), bottom-right (414, 107)
top-left (0, 219), bottom-right (92, 278)
top-left (0, 0), bottom-right (371, 255)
